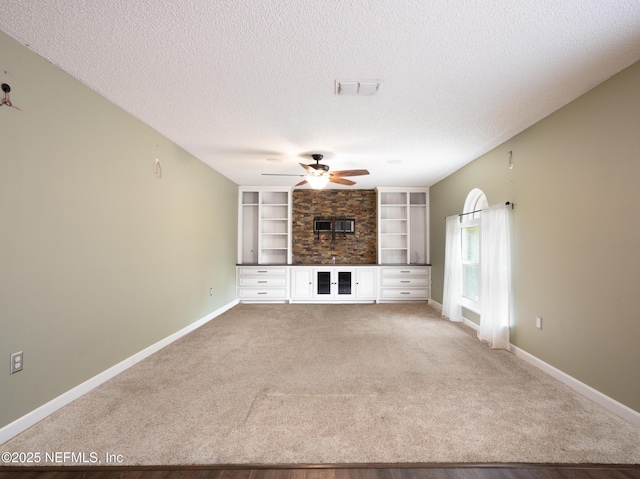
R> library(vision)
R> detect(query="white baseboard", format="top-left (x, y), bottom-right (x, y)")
top-left (0, 299), bottom-right (239, 445)
top-left (428, 299), bottom-right (442, 312)
top-left (429, 300), bottom-right (480, 332)
top-left (463, 318), bottom-right (480, 331)
top-left (510, 344), bottom-right (640, 428)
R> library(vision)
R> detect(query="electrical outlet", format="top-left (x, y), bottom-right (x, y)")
top-left (10, 351), bottom-right (23, 374)
top-left (209, 287), bottom-right (213, 296)
top-left (536, 316), bottom-right (543, 330)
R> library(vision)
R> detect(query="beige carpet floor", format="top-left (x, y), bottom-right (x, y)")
top-left (2, 303), bottom-right (640, 465)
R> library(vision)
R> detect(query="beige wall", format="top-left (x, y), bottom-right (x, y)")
top-left (0, 32), bottom-right (238, 428)
top-left (430, 61), bottom-right (640, 412)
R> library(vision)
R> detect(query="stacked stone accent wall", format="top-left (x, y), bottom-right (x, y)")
top-left (292, 189), bottom-right (377, 264)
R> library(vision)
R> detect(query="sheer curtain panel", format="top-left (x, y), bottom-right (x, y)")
top-left (478, 203), bottom-right (512, 349)
top-left (442, 215), bottom-right (463, 322)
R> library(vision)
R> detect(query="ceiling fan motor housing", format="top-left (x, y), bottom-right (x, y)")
top-left (310, 154), bottom-right (330, 173)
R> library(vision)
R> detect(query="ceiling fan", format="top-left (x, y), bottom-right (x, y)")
top-left (262, 154), bottom-right (370, 189)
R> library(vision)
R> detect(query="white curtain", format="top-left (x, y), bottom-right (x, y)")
top-left (442, 215), bottom-right (463, 322)
top-left (478, 203), bottom-right (512, 350)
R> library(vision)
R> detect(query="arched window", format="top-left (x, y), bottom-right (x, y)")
top-left (460, 189), bottom-right (487, 311)
top-left (463, 188), bottom-right (488, 220)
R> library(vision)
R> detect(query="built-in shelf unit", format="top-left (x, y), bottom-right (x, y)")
top-left (238, 187), bottom-right (292, 264)
top-left (377, 187), bottom-right (429, 265)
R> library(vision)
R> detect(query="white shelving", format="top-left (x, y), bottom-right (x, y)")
top-left (238, 187), bottom-right (292, 265)
top-left (377, 187), bottom-right (429, 265)
top-left (235, 185), bottom-right (431, 303)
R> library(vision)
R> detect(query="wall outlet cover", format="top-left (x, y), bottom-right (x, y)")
top-left (10, 351), bottom-right (23, 374)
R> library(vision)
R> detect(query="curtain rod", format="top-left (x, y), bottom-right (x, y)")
top-left (457, 201), bottom-right (514, 218)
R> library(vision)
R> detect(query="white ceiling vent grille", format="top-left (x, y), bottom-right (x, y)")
top-left (336, 81), bottom-right (381, 96)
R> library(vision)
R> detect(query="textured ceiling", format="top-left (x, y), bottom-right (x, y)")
top-left (1, 1), bottom-right (639, 189)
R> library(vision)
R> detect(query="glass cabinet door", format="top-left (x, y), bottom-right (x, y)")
top-left (316, 271), bottom-right (332, 295)
top-left (337, 271), bottom-right (352, 295)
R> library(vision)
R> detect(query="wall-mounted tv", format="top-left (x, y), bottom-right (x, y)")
top-left (313, 218), bottom-right (355, 235)
top-left (314, 219), bottom-right (333, 232)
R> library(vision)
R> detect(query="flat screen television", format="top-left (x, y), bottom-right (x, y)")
top-left (313, 218), bottom-right (355, 234)
top-left (314, 219), bottom-right (333, 232)
top-left (335, 219), bottom-right (355, 233)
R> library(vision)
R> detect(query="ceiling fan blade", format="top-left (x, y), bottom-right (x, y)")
top-left (299, 163), bottom-right (315, 174)
top-left (330, 177), bottom-right (356, 186)
top-left (331, 169), bottom-right (370, 177)
top-left (261, 173), bottom-right (305, 177)
top-left (295, 179), bottom-right (308, 187)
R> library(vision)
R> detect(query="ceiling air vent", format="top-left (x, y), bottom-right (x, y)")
top-left (336, 80), bottom-right (381, 96)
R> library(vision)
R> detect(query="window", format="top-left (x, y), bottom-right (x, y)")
top-left (460, 189), bottom-right (487, 311)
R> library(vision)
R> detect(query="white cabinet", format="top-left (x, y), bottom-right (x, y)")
top-left (377, 187), bottom-right (429, 265)
top-left (379, 266), bottom-right (430, 301)
top-left (237, 265), bottom-right (427, 303)
top-left (288, 266), bottom-right (377, 303)
top-left (238, 187), bottom-right (292, 265)
top-left (237, 266), bottom-right (289, 302)
top-left (290, 267), bottom-right (314, 300)
top-left (354, 267), bottom-right (377, 299)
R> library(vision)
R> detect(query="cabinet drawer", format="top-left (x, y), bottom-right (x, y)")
top-left (238, 267), bottom-right (287, 276)
top-left (238, 277), bottom-right (287, 287)
top-left (238, 288), bottom-right (288, 299)
top-left (380, 267), bottom-right (429, 278)
top-left (379, 288), bottom-right (430, 300)
top-left (380, 276), bottom-right (429, 287)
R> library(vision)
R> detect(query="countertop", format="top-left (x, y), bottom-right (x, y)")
top-left (237, 263), bottom-right (431, 267)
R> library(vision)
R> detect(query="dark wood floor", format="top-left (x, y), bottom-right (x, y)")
top-left (1, 465), bottom-right (640, 479)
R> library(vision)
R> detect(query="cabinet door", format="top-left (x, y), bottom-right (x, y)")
top-left (315, 270), bottom-right (332, 296)
top-left (313, 268), bottom-right (355, 299)
top-left (290, 268), bottom-right (313, 299)
top-left (336, 270), bottom-right (353, 296)
top-left (355, 268), bottom-right (377, 299)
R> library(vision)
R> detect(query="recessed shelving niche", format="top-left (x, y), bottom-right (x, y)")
top-left (377, 187), bottom-right (429, 265)
top-left (239, 187), bottom-right (292, 264)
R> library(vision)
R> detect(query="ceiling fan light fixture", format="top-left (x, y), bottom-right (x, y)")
top-left (306, 175), bottom-right (330, 189)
